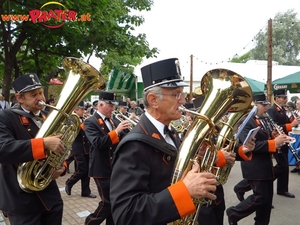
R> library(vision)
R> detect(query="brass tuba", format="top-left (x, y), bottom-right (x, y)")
top-left (169, 69), bottom-right (252, 225)
top-left (214, 106), bottom-right (253, 185)
top-left (17, 57), bottom-right (106, 192)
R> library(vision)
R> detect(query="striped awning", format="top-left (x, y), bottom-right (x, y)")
top-left (106, 69), bottom-right (137, 98)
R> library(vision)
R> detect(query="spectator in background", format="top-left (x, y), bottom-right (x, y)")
top-left (128, 100), bottom-right (144, 118)
top-left (0, 93), bottom-right (10, 110)
top-left (126, 97), bottom-right (131, 109)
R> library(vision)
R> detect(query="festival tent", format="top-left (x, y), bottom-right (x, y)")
top-left (272, 71), bottom-right (300, 93)
top-left (244, 77), bottom-right (265, 95)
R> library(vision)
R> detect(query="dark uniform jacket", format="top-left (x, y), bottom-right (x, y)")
top-left (110, 114), bottom-right (195, 225)
top-left (84, 112), bottom-right (124, 178)
top-left (0, 108), bottom-right (62, 214)
top-left (72, 117), bottom-right (90, 155)
top-left (239, 116), bottom-right (277, 180)
top-left (267, 104), bottom-right (291, 152)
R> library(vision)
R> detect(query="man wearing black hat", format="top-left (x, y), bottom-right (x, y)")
top-left (227, 93), bottom-right (290, 225)
top-left (90, 100), bottom-right (98, 115)
top-left (110, 58), bottom-right (218, 224)
top-left (0, 73), bottom-right (66, 225)
top-left (114, 101), bottom-right (132, 133)
top-left (65, 101), bottom-right (97, 199)
top-left (84, 91), bottom-right (130, 225)
top-left (267, 89), bottom-right (300, 198)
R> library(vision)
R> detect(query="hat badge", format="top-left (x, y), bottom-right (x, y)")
top-left (29, 74), bottom-right (38, 84)
top-left (175, 60), bottom-right (181, 78)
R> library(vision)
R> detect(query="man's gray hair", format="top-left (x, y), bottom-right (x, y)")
top-left (143, 86), bottom-right (163, 108)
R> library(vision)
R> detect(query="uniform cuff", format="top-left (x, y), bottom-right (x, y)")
top-left (167, 180), bottom-right (196, 218)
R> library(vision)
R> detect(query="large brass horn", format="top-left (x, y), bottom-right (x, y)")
top-left (17, 57), bottom-right (106, 192)
top-left (169, 69), bottom-right (252, 225)
top-left (214, 105), bottom-right (254, 186)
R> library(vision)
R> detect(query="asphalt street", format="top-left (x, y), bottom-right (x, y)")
top-left (223, 160), bottom-right (300, 225)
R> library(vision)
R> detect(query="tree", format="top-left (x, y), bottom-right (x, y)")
top-left (0, 0), bottom-right (158, 100)
top-left (251, 9), bottom-right (300, 65)
top-left (231, 9), bottom-right (300, 66)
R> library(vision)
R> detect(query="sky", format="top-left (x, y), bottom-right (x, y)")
top-left (87, 0), bottom-right (300, 82)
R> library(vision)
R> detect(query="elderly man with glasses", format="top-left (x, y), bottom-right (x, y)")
top-left (110, 58), bottom-right (218, 225)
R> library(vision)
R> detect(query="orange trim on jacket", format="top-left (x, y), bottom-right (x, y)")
top-left (215, 151), bottom-right (226, 167)
top-left (238, 146), bottom-right (252, 161)
top-left (167, 180), bottom-right (196, 218)
top-left (109, 131), bottom-right (119, 144)
top-left (31, 138), bottom-right (46, 159)
top-left (285, 123), bottom-right (292, 132)
top-left (267, 139), bottom-right (276, 152)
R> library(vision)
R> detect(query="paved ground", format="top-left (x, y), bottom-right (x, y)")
top-left (1, 160), bottom-right (300, 225)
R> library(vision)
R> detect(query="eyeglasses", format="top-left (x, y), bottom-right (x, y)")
top-left (160, 92), bottom-right (186, 100)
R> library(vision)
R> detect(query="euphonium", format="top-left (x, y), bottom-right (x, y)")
top-left (214, 106), bottom-right (253, 186)
top-left (169, 69), bottom-right (252, 225)
top-left (17, 57), bottom-right (106, 192)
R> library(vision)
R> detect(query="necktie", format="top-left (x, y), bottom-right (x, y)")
top-left (31, 112), bottom-right (43, 128)
top-left (105, 117), bottom-right (115, 131)
top-left (164, 125), bottom-right (177, 147)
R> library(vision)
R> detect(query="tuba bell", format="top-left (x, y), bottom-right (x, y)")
top-left (17, 57), bottom-right (106, 192)
top-left (169, 69), bottom-right (252, 225)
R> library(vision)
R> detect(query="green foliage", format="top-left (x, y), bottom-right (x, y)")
top-left (0, 0), bottom-right (157, 98)
top-left (251, 9), bottom-right (300, 65)
top-left (231, 52), bottom-right (251, 63)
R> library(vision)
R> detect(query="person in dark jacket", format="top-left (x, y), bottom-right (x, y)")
top-left (0, 73), bottom-right (66, 225)
top-left (84, 91), bottom-right (130, 225)
top-left (267, 89), bottom-right (300, 198)
top-left (65, 101), bottom-right (96, 198)
top-left (110, 58), bottom-right (218, 225)
top-left (226, 93), bottom-right (291, 225)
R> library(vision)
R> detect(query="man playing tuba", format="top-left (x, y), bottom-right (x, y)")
top-left (0, 74), bottom-right (66, 225)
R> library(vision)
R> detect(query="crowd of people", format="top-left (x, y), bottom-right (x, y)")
top-left (0, 58), bottom-right (300, 225)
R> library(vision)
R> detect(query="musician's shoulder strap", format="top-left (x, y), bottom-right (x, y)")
top-left (117, 132), bottom-right (177, 157)
top-left (11, 108), bottom-right (34, 118)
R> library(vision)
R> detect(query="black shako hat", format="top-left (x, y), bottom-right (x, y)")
top-left (118, 101), bottom-right (128, 108)
top-left (12, 73), bottom-right (42, 94)
top-left (273, 89), bottom-right (287, 97)
top-left (141, 58), bottom-right (188, 91)
top-left (76, 101), bottom-right (85, 109)
top-left (92, 100), bottom-right (99, 106)
top-left (253, 93), bottom-right (270, 105)
top-left (99, 91), bottom-right (118, 105)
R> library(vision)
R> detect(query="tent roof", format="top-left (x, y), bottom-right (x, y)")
top-left (272, 71), bottom-right (300, 93)
top-left (244, 77), bottom-right (265, 95)
top-left (273, 71), bottom-right (300, 84)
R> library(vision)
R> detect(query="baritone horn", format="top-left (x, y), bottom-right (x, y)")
top-left (169, 69), bottom-right (252, 225)
top-left (17, 57), bottom-right (106, 192)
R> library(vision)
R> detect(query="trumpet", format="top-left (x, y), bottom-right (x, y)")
top-left (113, 111), bottom-right (137, 130)
top-left (265, 112), bottom-right (300, 164)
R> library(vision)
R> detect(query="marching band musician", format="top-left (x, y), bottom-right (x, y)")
top-left (110, 58), bottom-right (218, 225)
top-left (83, 91), bottom-right (130, 225)
top-left (227, 93), bottom-right (290, 225)
top-left (0, 74), bottom-right (66, 225)
top-left (65, 101), bottom-right (97, 198)
top-left (114, 101), bottom-right (131, 133)
top-left (290, 97), bottom-right (300, 173)
top-left (267, 89), bottom-right (300, 198)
